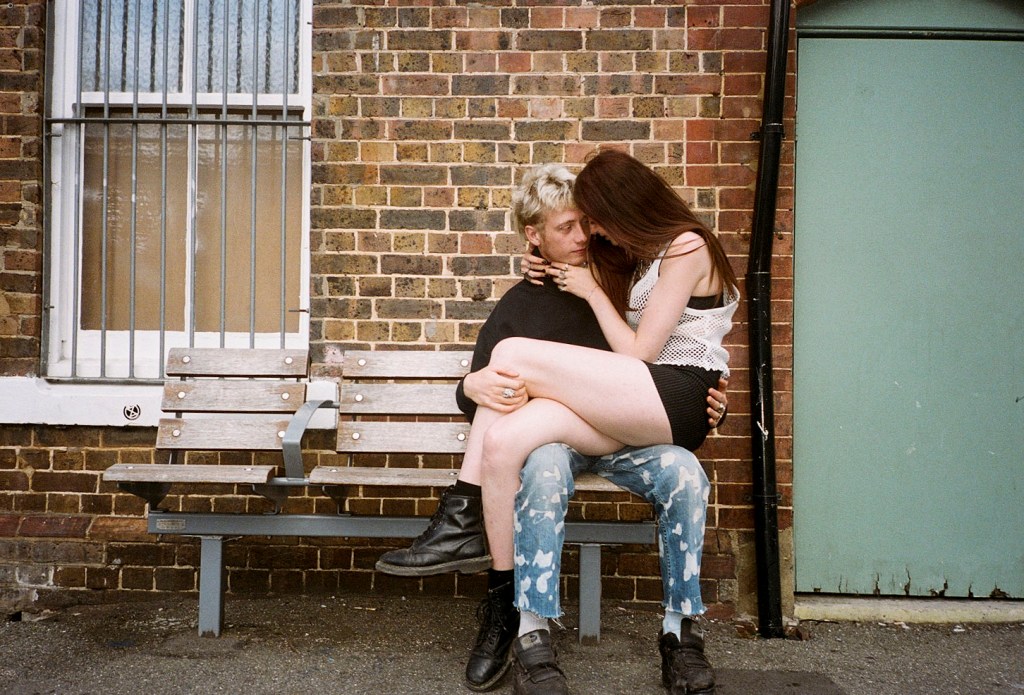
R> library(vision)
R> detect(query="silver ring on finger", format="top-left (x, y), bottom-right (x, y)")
top-left (717, 404), bottom-right (726, 413)
top-left (502, 388), bottom-right (515, 399)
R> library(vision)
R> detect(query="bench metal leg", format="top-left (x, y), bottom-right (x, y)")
top-left (577, 543), bottom-right (601, 645)
top-left (197, 536), bottom-right (225, 637)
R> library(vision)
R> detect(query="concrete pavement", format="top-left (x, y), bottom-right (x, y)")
top-left (2, 594), bottom-right (1023, 694)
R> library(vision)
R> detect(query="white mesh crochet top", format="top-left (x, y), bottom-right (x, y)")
top-left (625, 246), bottom-right (739, 376)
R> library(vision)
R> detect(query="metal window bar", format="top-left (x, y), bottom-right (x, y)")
top-left (220, 0), bottom-right (229, 345)
top-left (99, 0), bottom-right (113, 377)
top-left (279, 0), bottom-right (291, 346)
top-left (262, 0), bottom-right (271, 94)
top-left (249, 0), bottom-right (259, 347)
top-left (47, 0), bottom-right (308, 382)
top-left (148, 3), bottom-right (157, 92)
top-left (188, 0), bottom-right (199, 353)
top-left (160, 0), bottom-right (172, 372)
top-left (129, 0), bottom-right (141, 378)
top-left (70, 3), bottom-right (87, 378)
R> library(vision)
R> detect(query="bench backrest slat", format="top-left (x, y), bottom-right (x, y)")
top-left (337, 383), bottom-right (459, 415)
top-left (337, 422), bottom-right (471, 454)
top-left (157, 418), bottom-right (291, 451)
top-left (166, 348), bottom-right (309, 378)
top-left (342, 350), bottom-right (472, 379)
top-left (162, 381), bottom-right (306, 413)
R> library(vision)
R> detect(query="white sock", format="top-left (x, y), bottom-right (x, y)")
top-left (662, 610), bottom-right (684, 638)
top-left (518, 610), bottom-right (549, 637)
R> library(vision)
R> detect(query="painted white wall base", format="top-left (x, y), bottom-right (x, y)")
top-left (0, 377), bottom-right (337, 429)
top-left (796, 595), bottom-right (1024, 624)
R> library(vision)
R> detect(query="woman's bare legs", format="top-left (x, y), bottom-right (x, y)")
top-left (479, 398), bottom-right (634, 570)
top-left (461, 338), bottom-right (667, 483)
top-left (465, 338), bottom-right (674, 570)
top-left (454, 405), bottom-right (501, 486)
top-left (489, 338), bottom-right (672, 446)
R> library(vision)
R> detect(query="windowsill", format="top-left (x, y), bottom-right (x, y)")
top-left (0, 376), bottom-right (337, 429)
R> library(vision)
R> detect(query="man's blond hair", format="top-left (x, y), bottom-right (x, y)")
top-left (511, 164), bottom-right (576, 237)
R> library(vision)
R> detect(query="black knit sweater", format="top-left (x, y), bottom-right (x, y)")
top-left (455, 276), bottom-right (610, 421)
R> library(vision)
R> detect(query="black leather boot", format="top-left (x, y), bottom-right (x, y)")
top-left (375, 485), bottom-right (491, 576)
top-left (465, 583), bottom-right (519, 691)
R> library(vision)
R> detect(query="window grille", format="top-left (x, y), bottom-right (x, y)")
top-left (45, 0), bottom-right (311, 381)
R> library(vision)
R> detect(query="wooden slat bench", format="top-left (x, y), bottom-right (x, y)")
top-left (104, 348), bottom-right (655, 643)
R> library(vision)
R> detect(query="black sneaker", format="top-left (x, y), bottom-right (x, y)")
top-left (511, 629), bottom-right (568, 695)
top-left (659, 622), bottom-right (716, 694)
top-left (375, 485), bottom-right (491, 576)
top-left (465, 584), bottom-right (519, 691)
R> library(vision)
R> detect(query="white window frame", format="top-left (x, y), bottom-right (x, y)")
top-left (1, 0), bottom-right (313, 426)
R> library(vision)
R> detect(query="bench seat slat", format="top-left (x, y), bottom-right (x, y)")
top-left (162, 382), bottom-right (307, 413)
top-left (310, 467), bottom-right (460, 487)
top-left (166, 348), bottom-right (308, 378)
top-left (157, 418), bottom-right (291, 450)
top-left (342, 350), bottom-right (473, 379)
top-left (338, 383), bottom-right (459, 415)
top-left (309, 466), bottom-right (624, 493)
top-left (337, 422), bottom-right (470, 454)
top-left (104, 463), bottom-right (276, 484)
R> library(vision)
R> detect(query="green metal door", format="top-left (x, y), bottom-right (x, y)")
top-left (793, 3), bottom-right (1024, 597)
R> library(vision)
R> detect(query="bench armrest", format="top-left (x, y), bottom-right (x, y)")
top-left (281, 399), bottom-right (338, 479)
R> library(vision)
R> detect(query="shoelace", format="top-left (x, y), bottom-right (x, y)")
top-left (671, 643), bottom-right (712, 674)
top-left (474, 594), bottom-right (510, 649)
top-left (413, 488), bottom-right (452, 541)
top-left (519, 643), bottom-right (565, 679)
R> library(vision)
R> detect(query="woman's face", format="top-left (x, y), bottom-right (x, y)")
top-left (583, 216), bottom-right (618, 246)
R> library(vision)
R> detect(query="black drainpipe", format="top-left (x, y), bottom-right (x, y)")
top-left (745, 0), bottom-right (791, 639)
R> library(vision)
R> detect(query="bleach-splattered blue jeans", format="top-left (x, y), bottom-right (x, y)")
top-left (513, 443), bottom-right (709, 620)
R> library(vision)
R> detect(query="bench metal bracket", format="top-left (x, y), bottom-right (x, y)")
top-left (118, 481), bottom-right (171, 510)
top-left (252, 484), bottom-right (290, 513)
top-left (320, 485), bottom-right (349, 509)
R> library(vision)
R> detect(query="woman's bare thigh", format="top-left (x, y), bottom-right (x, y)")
top-left (488, 338), bottom-right (672, 447)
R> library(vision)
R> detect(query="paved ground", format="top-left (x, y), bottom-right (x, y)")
top-left (2, 594), bottom-right (1023, 694)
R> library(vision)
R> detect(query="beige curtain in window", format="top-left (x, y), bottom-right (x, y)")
top-left (81, 114), bottom-right (302, 334)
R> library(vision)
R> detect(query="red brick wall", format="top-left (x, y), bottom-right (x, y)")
top-left (1, 1), bottom-right (796, 622)
top-left (0, 0), bottom-right (44, 377)
top-left (306, 1), bottom-right (795, 616)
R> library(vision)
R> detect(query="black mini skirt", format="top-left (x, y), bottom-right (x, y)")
top-left (645, 362), bottom-right (721, 451)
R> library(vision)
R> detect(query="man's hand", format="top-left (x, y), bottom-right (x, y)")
top-left (463, 366), bottom-right (527, 413)
top-left (707, 376), bottom-right (729, 429)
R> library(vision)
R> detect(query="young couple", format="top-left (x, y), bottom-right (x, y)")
top-left (377, 150), bottom-right (738, 695)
